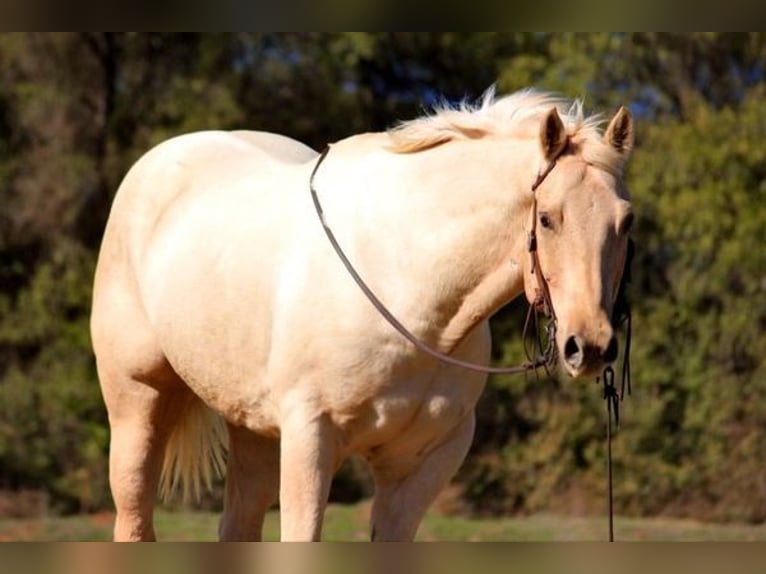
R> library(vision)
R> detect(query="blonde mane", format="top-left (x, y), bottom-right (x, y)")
top-left (388, 87), bottom-right (625, 175)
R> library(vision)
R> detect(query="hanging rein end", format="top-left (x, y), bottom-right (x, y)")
top-left (600, 366), bottom-right (620, 428)
top-left (597, 235), bottom-right (635, 429)
top-left (602, 303), bottom-right (633, 414)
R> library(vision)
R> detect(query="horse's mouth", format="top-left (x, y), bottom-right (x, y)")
top-left (563, 360), bottom-right (607, 379)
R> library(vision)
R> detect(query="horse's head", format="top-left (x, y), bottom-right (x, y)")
top-left (523, 106), bottom-right (634, 378)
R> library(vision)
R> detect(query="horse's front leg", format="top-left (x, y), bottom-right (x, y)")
top-left (369, 413), bottom-right (475, 541)
top-left (278, 408), bottom-right (339, 541)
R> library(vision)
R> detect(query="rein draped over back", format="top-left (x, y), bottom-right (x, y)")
top-left (600, 236), bottom-right (634, 542)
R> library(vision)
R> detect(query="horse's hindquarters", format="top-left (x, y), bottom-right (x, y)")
top-left (91, 131), bottom-right (317, 539)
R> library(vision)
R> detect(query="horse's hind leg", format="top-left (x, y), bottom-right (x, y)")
top-left (369, 414), bottom-right (475, 541)
top-left (101, 364), bottom-right (188, 541)
top-left (219, 425), bottom-right (280, 541)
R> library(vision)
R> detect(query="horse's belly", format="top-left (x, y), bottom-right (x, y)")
top-left (180, 369), bottom-right (279, 434)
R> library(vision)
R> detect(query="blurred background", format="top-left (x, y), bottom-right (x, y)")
top-left (0, 33), bottom-right (764, 532)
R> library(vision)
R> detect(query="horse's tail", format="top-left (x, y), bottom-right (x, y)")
top-left (158, 395), bottom-right (228, 504)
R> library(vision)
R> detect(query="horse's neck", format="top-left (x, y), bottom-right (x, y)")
top-left (327, 135), bottom-right (537, 352)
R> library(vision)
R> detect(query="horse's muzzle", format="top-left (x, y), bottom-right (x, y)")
top-left (563, 333), bottom-right (619, 376)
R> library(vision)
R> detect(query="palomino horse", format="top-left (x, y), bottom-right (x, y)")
top-left (91, 89), bottom-right (634, 541)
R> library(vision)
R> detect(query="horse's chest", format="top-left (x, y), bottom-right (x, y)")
top-left (336, 370), bottom-right (480, 456)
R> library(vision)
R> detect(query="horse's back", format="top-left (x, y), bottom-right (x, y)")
top-left (114, 130), bottom-right (314, 232)
top-left (98, 129), bottom-right (315, 266)
top-left (229, 130), bottom-right (317, 163)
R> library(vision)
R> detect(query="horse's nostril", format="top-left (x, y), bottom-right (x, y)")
top-left (564, 335), bottom-right (583, 368)
top-left (603, 336), bottom-right (619, 363)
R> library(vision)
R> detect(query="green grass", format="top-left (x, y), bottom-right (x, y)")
top-left (3, 502), bottom-right (766, 541)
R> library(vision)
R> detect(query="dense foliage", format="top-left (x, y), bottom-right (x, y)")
top-left (0, 33), bottom-right (764, 520)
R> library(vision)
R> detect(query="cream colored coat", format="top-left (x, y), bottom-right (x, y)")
top-left (91, 90), bottom-right (633, 541)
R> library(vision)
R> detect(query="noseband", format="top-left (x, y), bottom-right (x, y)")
top-left (309, 145), bottom-right (561, 375)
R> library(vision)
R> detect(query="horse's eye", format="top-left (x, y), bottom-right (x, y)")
top-left (540, 213), bottom-right (553, 229)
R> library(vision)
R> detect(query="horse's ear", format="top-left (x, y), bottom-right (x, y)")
top-left (540, 107), bottom-right (568, 161)
top-left (604, 106), bottom-right (634, 156)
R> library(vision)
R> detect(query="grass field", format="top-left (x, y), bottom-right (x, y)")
top-left (2, 501), bottom-right (766, 541)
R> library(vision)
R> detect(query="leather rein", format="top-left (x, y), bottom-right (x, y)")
top-left (309, 145), bottom-right (560, 375)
